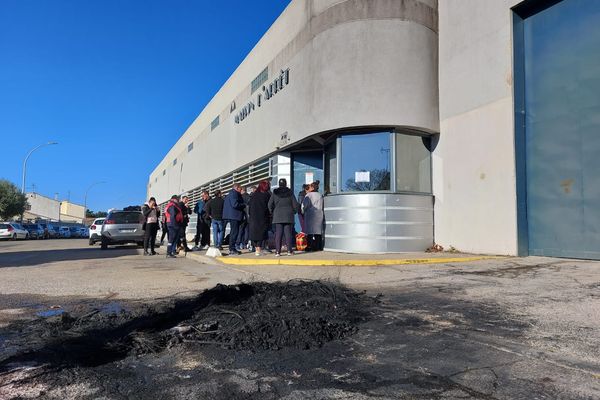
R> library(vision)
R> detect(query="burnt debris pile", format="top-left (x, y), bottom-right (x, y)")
top-left (162, 280), bottom-right (374, 351)
top-left (0, 281), bottom-right (376, 370)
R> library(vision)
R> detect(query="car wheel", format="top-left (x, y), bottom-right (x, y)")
top-left (137, 241), bottom-right (144, 247)
top-left (25, 233), bottom-right (29, 240)
top-left (11, 233), bottom-right (16, 241)
top-left (100, 238), bottom-right (108, 250)
top-left (89, 238), bottom-right (94, 246)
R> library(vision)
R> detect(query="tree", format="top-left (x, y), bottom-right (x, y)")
top-left (344, 169), bottom-right (391, 192)
top-left (0, 179), bottom-right (28, 221)
top-left (86, 209), bottom-right (107, 218)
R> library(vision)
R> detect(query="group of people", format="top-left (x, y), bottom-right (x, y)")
top-left (141, 177), bottom-right (324, 258)
top-left (140, 194), bottom-right (192, 257)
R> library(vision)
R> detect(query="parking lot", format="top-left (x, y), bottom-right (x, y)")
top-left (0, 239), bottom-right (599, 399)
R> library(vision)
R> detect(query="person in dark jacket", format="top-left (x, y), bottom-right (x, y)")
top-left (297, 184), bottom-right (309, 232)
top-left (236, 186), bottom-right (251, 252)
top-left (177, 195), bottom-right (192, 252)
top-left (141, 197), bottom-right (160, 256)
top-left (249, 180), bottom-right (271, 255)
top-left (165, 195), bottom-right (182, 258)
top-left (192, 191), bottom-right (211, 250)
top-left (223, 183), bottom-right (245, 255)
top-left (268, 178), bottom-right (299, 256)
top-left (205, 190), bottom-right (225, 249)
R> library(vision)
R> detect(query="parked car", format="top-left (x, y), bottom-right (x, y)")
top-left (80, 227), bottom-right (89, 237)
top-left (69, 226), bottom-right (81, 238)
top-left (0, 222), bottom-right (29, 240)
top-left (37, 223), bottom-right (51, 239)
top-left (59, 226), bottom-right (72, 238)
top-left (88, 218), bottom-right (105, 245)
top-left (23, 223), bottom-right (45, 239)
top-left (100, 210), bottom-right (144, 250)
top-left (50, 226), bottom-right (61, 238)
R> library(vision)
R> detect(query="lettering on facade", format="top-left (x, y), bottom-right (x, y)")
top-left (235, 68), bottom-right (290, 124)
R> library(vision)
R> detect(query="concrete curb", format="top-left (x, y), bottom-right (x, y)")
top-left (187, 253), bottom-right (503, 267)
top-left (187, 252), bottom-right (220, 265)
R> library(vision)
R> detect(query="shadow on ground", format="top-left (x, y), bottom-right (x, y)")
top-left (0, 246), bottom-right (140, 268)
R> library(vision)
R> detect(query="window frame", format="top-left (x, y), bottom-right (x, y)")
top-left (325, 129), bottom-right (433, 196)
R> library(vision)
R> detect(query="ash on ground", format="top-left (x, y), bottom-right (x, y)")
top-left (0, 280), bottom-right (377, 371)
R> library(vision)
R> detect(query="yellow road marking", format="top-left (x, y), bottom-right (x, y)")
top-left (215, 256), bottom-right (503, 267)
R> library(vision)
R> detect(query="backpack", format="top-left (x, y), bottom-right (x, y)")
top-left (165, 201), bottom-right (183, 224)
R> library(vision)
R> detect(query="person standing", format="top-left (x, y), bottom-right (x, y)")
top-left (205, 190), bottom-right (225, 249)
top-left (248, 180), bottom-right (271, 256)
top-left (268, 178), bottom-right (299, 256)
top-left (236, 186), bottom-right (251, 252)
top-left (160, 214), bottom-right (168, 245)
top-left (223, 183), bottom-right (245, 255)
top-left (178, 196), bottom-right (192, 252)
top-left (142, 197), bottom-right (160, 256)
top-left (165, 195), bottom-right (183, 258)
top-left (302, 182), bottom-right (324, 251)
top-left (193, 191), bottom-right (211, 250)
top-left (297, 184), bottom-right (309, 232)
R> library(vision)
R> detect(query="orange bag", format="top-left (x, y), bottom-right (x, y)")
top-left (295, 232), bottom-right (307, 251)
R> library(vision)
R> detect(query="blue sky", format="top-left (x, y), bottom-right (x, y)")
top-left (0, 0), bottom-right (291, 212)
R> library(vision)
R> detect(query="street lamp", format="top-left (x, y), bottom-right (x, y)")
top-left (22, 141), bottom-right (58, 193)
top-left (83, 181), bottom-right (106, 224)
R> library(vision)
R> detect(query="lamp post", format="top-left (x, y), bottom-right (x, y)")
top-left (22, 141), bottom-right (58, 193)
top-left (83, 181), bottom-right (106, 225)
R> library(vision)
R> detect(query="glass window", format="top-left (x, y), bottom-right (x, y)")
top-left (325, 141), bottom-right (337, 194)
top-left (251, 67), bottom-right (268, 93)
top-left (173, 158), bottom-right (177, 166)
top-left (395, 134), bottom-right (432, 193)
top-left (188, 142), bottom-right (194, 152)
top-left (162, 170), bottom-right (166, 176)
top-left (340, 132), bottom-right (392, 192)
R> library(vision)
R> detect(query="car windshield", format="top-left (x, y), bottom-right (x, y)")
top-left (0, 224), bottom-right (8, 229)
top-left (95, 219), bottom-right (105, 225)
top-left (109, 212), bottom-right (143, 224)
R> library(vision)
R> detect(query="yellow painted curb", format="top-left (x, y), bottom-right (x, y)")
top-left (215, 256), bottom-right (503, 267)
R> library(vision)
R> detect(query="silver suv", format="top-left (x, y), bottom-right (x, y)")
top-left (100, 210), bottom-right (144, 250)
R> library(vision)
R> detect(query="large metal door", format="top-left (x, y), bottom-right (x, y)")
top-left (524, 0), bottom-right (600, 258)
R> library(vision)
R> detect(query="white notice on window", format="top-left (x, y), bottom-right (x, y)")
top-left (355, 171), bottom-right (370, 183)
top-left (305, 172), bottom-right (314, 184)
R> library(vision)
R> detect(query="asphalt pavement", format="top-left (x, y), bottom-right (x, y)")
top-left (0, 238), bottom-right (599, 399)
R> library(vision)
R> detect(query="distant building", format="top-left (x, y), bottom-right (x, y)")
top-left (24, 193), bottom-right (60, 221)
top-left (59, 201), bottom-right (85, 223)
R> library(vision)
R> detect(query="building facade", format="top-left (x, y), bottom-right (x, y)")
top-left (59, 201), bottom-right (85, 224)
top-left (24, 193), bottom-right (61, 221)
top-left (148, 0), bottom-right (600, 258)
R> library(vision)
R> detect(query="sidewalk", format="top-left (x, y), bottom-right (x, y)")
top-left (188, 248), bottom-right (504, 267)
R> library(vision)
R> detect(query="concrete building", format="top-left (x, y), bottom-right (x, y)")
top-left (24, 193), bottom-right (61, 221)
top-left (148, 0), bottom-right (600, 259)
top-left (59, 201), bottom-right (85, 224)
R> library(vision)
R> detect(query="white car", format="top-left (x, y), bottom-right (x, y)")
top-left (59, 226), bottom-right (72, 238)
top-left (0, 222), bottom-right (29, 240)
top-left (88, 218), bottom-right (105, 245)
